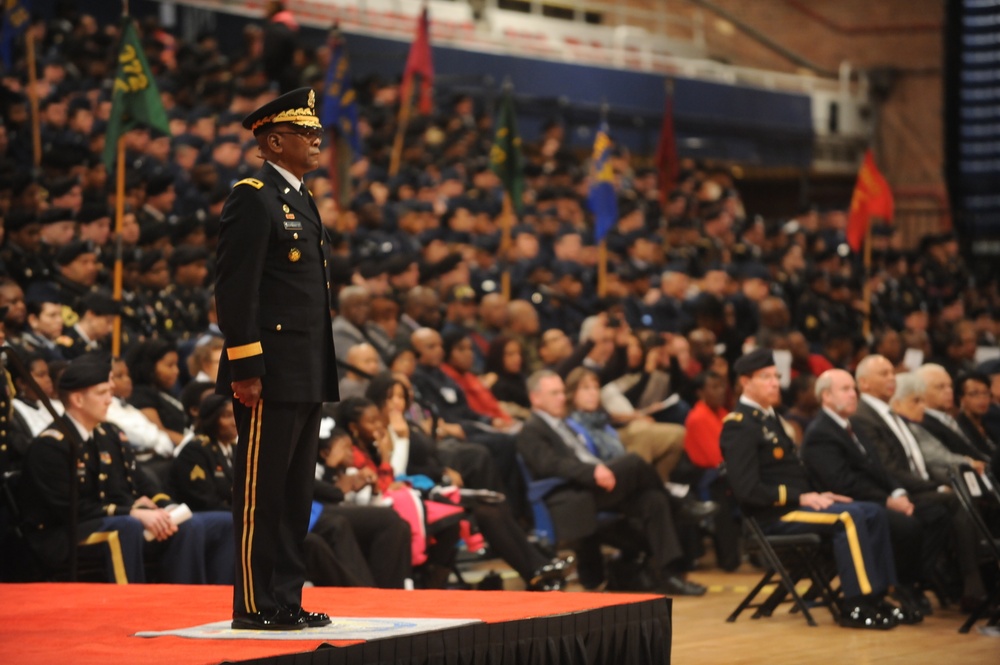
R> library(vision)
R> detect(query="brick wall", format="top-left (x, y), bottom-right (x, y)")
top-left (614, 0), bottom-right (948, 223)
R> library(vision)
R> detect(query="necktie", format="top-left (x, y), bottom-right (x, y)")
top-left (555, 420), bottom-right (600, 465)
top-left (845, 423), bottom-right (866, 455)
top-left (299, 184), bottom-right (307, 197)
top-left (892, 414), bottom-right (929, 479)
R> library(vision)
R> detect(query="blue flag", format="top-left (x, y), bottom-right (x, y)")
top-left (321, 31), bottom-right (360, 156)
top-left (588, 121), bottom-right (618, 243)
top-left (1, 0), bottom-right (31, 71)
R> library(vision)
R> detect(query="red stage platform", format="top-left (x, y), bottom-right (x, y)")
top-left (0, 583), bottom-right (671, 664)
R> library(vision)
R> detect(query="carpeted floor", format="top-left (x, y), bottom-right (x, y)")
top-left (0, 583), bottom-right (664, 665)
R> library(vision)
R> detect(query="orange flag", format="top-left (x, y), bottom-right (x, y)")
top-left (846, 149), bottom-right (894, 252)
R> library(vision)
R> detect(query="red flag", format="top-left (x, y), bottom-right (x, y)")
top-left (655, 85), bottom-right (679, 210)
top-left (402, 8), bottom-right (434, 115)
top-left (846, 150), bottom-right (894, 252)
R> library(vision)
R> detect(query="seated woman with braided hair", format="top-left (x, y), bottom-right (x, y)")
top-left (332, 396), bottom-right (463, 589)
top-left (365, 371), bottom-right (572, 591)
top-left (172, 394), bottom-right (410, 588)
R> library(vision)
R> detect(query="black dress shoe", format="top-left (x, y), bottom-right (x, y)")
top-left (881, 600), bottom-right (922, 625)
top-left (678, 498), bottom-right (720, 522)
top-left (232, 608), bottom-right (305, 631)
top-left (527, 557), bottom-right (571, 591)
top-left (888, 589), bottom-right (925, 624)
top-left (659, 575), bottom-right (707, 596)
top-left (291, 607), bottom-right (332, 628)
top-left (838, 602), bottom-right (897, 630)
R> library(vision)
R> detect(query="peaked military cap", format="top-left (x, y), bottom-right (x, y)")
top-left (242, 87), bottom-right (321, 134)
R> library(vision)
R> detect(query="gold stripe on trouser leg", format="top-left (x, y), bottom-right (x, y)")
top-left (779, 510), bottom-right (872, 596)
top-left (82, 531), bottom-right (127, 584)
top-left (240, 400), bottom-right (264, 613)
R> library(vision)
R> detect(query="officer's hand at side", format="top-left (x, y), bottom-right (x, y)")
top-left (232, 378), bottom-right (262, 408)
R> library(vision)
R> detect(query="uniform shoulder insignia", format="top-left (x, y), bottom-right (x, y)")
top-left (722, 412), bottom-right (744, 424)
top-left (189, 465), bottom-right (206, 482)
top-left (40, 429), bottom-right (64, 440)
top-left (234, 177), bottom-right (264, 190)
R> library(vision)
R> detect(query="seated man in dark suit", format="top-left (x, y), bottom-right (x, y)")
top-left (916, 363), bottom-right (990, 464)
top-left (516, 369), bottom-right (705, 596)
top-left (410, 327), bottom-right (526, 518)
top-left (19, 354), bottom-right (233, 584)
top-left (853, 354), bottom-right (988, 608)
top-left (801, 369), bottom-right (951, 620)
top-left (721, 349), bottom-right (902, 629)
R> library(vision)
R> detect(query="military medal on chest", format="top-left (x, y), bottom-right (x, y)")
top-left (288, 248), bottom-right (301, 262)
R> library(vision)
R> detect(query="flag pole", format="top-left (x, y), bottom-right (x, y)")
top-left (389, 81), bottom-right (413, 177)
top-left (861, 216), bottom-right (873, 339)
top-left (111, 139), bottom-right (125, 357)
top-left (500, 192), bottom-right (513, 299)
top-left (25, 29), bottom-right (40, 168)
top-left (660, 78), bottom-right (675, 258)
top-left (328, 128), bottom-right (340, 206)
top-left (112, 2), bottom-right (130, 358)
top-left (597, 240), bottom-right (608, 297)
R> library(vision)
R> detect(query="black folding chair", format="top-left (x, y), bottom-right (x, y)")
top-left (727, 516), bottom-right (840, 626)
top-left (948, 464), bottom-right (1000, 634)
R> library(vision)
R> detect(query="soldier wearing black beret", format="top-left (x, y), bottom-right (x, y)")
top-left (720, 348), bottom-right (904, 629)
top-left (19, 353), bottom-right (234, 584)
top-left (56, 291), bottom-right (121, 360)
top-left (215, 86), bottom-right (339, 631)
top-left (155, 245), bottom-right (211, 342)
top-left (1, 210), bottom-right (52, 286)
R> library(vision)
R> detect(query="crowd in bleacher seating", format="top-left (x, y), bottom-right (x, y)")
top-left (0, 6), bottom-right (998, 609)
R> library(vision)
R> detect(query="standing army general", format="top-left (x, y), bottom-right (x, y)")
top-left (215, 87), bottom-right (340, 631)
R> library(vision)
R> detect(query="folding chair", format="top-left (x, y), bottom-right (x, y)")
top-left (2, 469), bottom-right (129, 583)
top-left (948, 464), bottom-right (1000, 634)
top-left (727, 516), bottom-right (840, 626)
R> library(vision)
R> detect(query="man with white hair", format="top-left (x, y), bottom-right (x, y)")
top-left (852, 355), bottom-right (942, 497)
top-left (889, 371), bottom-right (985, 481)
top-left (853, 355), bottom-right (988, 609)
top-left (915, 363), bottom-right (990, 463)
top-left (801, 369), bottom-right (951, 620)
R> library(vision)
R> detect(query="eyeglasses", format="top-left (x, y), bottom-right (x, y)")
top-left (273, 128), bottom-right (324, 142)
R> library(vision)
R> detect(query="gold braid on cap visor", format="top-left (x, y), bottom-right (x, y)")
top-left (250, 108), bottom-right (322, 132)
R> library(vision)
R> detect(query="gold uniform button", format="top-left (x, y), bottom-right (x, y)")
top-left (326, 282), bottom-right (330, 289)
top-left (293, 232), bottom-right (299, 240)
top-left (276, 324), bottom-right (282, 331)
top-left (320, 240), bottom-right (324, 246)
top-left (324, 260), bottom-right (328, 267)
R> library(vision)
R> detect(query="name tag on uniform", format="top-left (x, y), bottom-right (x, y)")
top-left (440, 387), bottom-right (458, 403)
top-left (283, 220), bottom-right (303, 230)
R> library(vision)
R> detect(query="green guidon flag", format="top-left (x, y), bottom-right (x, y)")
top-left (102, 18), bottom-right (170, 171)
top-left (489, 87), bottom-right (525, 212)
